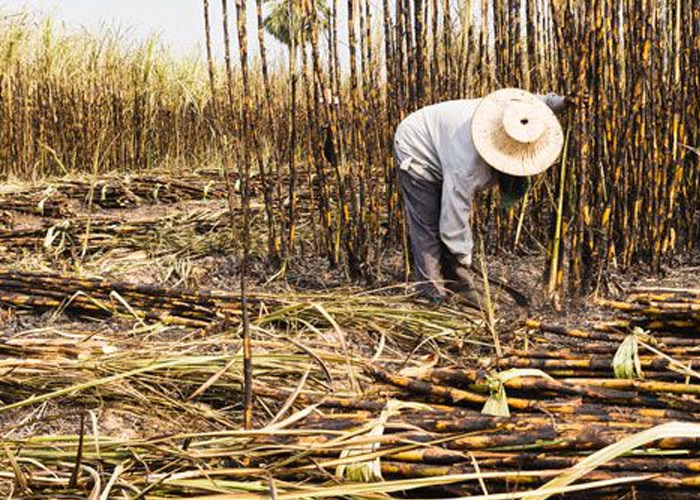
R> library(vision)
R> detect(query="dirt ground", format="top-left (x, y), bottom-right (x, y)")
top-left (1, 175), bottom-right (699, 445)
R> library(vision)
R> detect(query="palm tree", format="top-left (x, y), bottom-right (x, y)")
top-left (263, 0), bottom-right (330, 47)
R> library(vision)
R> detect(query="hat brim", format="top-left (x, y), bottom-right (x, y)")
top-left (471, 88), bottom-right (564, 177)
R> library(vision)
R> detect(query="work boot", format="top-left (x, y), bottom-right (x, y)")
top-left (442, 260), bottom-right (483, 308)
top-left (415, 280), bottom-right (448, 307)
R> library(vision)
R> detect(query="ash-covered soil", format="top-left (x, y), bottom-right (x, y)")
top-left (1, 173), bottom-right (699, 443)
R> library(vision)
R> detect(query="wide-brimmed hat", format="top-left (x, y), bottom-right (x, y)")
top-left (471, 88), bottom-right (564, 177)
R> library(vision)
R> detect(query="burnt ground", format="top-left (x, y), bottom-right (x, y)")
top-left (2, 185), bottom-right (698, 348)
top-left (1, 250), bottom-right (698, 446)
top-left (2, 181), bottom-right (698, 337)
top-left (1, 174), bottom-right (699, 446)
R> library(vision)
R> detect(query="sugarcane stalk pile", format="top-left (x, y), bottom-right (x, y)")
top-left (598, 286), bottom-right (700, 333)
top-left (0, 270), bottom-right (481, 340)
top-left (337, 375), bottom-right (700, 496)
top-left (0, 172), bottom-right (284, 215)
top-left (263, 287), bottom-right (700, 497)
top-left (3, 374), bottom-right (700, 498)
top-left (3, 280), bottom-right (700, 498)
top-left (52, 174), bottom-right (236, 208)
top-left (0, 176), bottom-right (314, 262)
top-left (0, 269), bottom-right (249, 325)
top-left (0, 332), bottom-right (366, 430)
top-left (0, 206), bottom-right (242, 257)
top-left (0, 174), bottom-right (233, 214)
top-left (5, 407), bottom-right (699, 499)
top-left (0, 188), bottom-right (73, 218)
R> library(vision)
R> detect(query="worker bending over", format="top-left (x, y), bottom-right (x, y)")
top-left (394, 88), bottom-right (568, 305)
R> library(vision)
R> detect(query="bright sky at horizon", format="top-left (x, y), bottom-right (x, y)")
top-left (0, 0), bottom-right (294, 63)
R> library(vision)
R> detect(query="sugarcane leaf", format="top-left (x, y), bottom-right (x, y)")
top-left (612, 334), bottom-right (643, 380)
top-left (37, 187), bottom-right (55, 215)
top-left (43, 222), bottom-right (68, 253)
top-left (4, 444), bottom-right (29, 494)
top-left (482, 382), bottom-right (510, 417)
top-left (482, 369), bottom-right (552, 417)
top-left (335, 399), bottom-right (432, 483)
top-left (193, 473), bottom-right (647, 499)
top-left (496, 368), bottom-right (554, 383)
top-left (99, 461), bottom-right (126, 500)
top-left (523, 422), bottom-right (700, 500)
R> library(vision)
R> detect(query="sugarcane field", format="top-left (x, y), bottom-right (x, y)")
top-left (1, 0), bottom-right (700, 499)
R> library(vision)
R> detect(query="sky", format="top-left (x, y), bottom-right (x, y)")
top-left (1, 0), bottom-right (291, 62)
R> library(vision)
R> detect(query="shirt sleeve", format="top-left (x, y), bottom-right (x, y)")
top-left (439, 164), bottom-right (477, 267)
top-left (538, 92), bottom-right (567, 112)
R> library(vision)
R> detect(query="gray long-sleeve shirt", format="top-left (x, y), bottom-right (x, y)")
top-left (394, 93), bottom-right (566, 266)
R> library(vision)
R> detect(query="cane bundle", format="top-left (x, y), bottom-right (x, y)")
top-left (0, 270), bottom-right (482, 341)
top-left (306, 289), bottom-right (700, 497)
top-left (0, 189), bottom-right (73, 217)
top-left (599, 287), bottom-right (700, 332)
top-left (0, 206), bottom-right (241, 259)
top-left (4, 364), bottom-right (700, 498)
top-left (0, 172), bottom-right (279, 215)
top-left (53, 174), bottom-right (232, 208)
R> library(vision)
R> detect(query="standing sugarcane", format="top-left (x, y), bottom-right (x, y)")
top-left (202, 0), bottom-right (219, 125)
top-left (429, 0), bottom-right (438, 101)
top-left (255, 0), bottom-right (282, 262)
top-left (413, 0), bottom-right (425, 105)
top-left (203, 0), bottom-right (241, 257)
top-left (229, 0), bottom-right (254, 430)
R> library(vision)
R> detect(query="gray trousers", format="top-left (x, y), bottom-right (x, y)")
top-left (398, 169), bottom-right (469, 298)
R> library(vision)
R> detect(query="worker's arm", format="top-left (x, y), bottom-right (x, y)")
top-left (439, 164), bottom-right (490, 268)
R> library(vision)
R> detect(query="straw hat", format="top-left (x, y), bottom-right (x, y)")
top-left (471, 88), bottom-right (564, 177)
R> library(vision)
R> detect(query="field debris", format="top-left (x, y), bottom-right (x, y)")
top-left (1, 0), bottom-right (699, 497)
top-left (1, 171), bottom-right (699, 499)
top-left (2, 277), bottom-right (700, 498)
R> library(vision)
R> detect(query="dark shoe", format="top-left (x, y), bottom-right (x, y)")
top-left (442, 263), bottom-right (484, 308)
top-left (456, 287), bottom-right (483, 309)
top-left (415, 287), bottom-right (446, 307)
top-left (443, 262), bottom-right (478, 293)
top-left (427, 294), bottom-right (445, 306)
